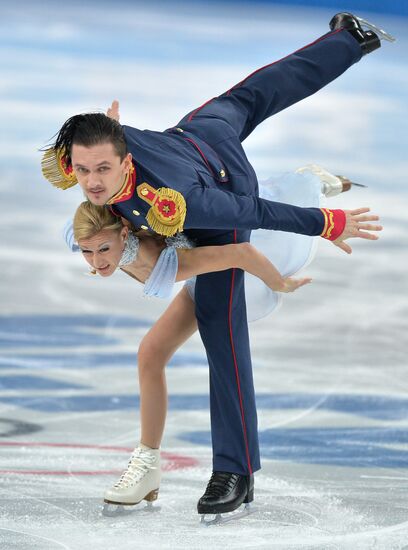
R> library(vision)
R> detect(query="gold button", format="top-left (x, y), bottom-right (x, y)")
top-left (219, 169), bottom-right (226, 178)
top-left (176, 127), bottom-right (184, 133)
top-left (141, 189), bottom-right (149, 196)
top-left (132, 210), bottom-right (140, 216)
top-left (141, 225), bottom-right (148, 230)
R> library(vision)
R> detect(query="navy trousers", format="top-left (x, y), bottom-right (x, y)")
top-left (179, 29), bottom-right (362, 475)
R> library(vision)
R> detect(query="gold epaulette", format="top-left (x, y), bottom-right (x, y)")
top-left (41, 147), bottom-right (78, 190)
top-left (137, 182), bottom-right (186, 237)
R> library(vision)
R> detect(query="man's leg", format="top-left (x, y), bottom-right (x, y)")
top-left (180, 27), bottom-right (362, 142)
top-left (194, 230), bottom-right (259, 493)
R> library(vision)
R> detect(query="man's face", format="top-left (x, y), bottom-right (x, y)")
top-left (71, 142), bottom-right (131, 205)
top-left (78, 227), bottom-right (128, 277)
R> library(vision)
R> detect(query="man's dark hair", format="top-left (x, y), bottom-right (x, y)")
top-left (52, 113), bottom-right (127, 165)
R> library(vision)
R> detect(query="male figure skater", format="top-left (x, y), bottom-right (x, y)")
top-left (42, 13), bottom-right (391, 519)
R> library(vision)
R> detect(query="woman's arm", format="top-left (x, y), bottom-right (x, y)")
top-left (176, 243), bottom-right (311, 293)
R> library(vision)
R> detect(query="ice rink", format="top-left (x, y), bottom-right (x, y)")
top-left (1, 0), bottom-right (408, 548)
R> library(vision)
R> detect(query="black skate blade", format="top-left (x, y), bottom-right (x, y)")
top-left (200, 503), bottom-right (255, 526)
top-left (102, 501), bottom-right (161, 517)
top-left (350, 181), bottom-right (367, 188)
top-left (356, 16), bottom-right (396, 42)
top-left (337, 177), bottom-right (367, 190)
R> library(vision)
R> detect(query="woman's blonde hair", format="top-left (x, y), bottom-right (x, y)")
top-left (73, 201), bottom-right (123, 242)
top-left (73, 201), bottom-right (165, 244)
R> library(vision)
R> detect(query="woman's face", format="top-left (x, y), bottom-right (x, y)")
top-left (78, 227), bottom-right (128, 277)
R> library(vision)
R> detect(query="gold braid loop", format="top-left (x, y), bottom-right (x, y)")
top-left (41, 147), bottom-right (78, 190)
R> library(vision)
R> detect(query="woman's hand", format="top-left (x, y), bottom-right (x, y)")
top-left (106, 100), bottom-right (120, 121)
top-left (273, 276), bottom-right (312, 293)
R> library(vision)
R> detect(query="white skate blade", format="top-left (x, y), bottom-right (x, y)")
top-left (356, 16), bottom-right (396, 42)
top-left (102, 500), bottom-right (160, 517)
top-left (200, 502), bottom-right (255, 526)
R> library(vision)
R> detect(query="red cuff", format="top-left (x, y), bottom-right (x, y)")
top-left (320, 208), bottom-right (346, 241)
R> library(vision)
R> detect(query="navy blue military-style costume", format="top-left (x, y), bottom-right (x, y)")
top-left (98, 28), bottom-right (362, 476)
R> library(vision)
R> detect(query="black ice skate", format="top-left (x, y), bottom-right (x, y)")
top-left (329, 12), bottom-right (396, 56)
top-left (197, 472), bottom-right (255, 525)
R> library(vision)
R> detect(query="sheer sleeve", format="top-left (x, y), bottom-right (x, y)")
top-left (165, 233), bottom-right (195, 249)
top-left (143, 233), bottom-right (196, 299)
top-left (63, 220), bottom-right (80, 252)
top-left (143, 246), bottom-right (179, 299)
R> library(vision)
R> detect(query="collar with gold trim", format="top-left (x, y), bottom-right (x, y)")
top-left (106, 163), bottom-right (136, 205)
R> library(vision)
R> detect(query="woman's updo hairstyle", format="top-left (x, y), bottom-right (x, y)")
top-left (73, 202), bottom-right (123, 242)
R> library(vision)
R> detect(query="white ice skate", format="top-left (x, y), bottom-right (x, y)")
top-left (102, 445), bottom-right (161, 516)
top-left (295, 164), bottom-right (366, 198)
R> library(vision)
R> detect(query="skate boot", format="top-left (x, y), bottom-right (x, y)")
top-left (103, 444), bottom-right (161, 516)
top-left (197, 471), bottom-right (254, 525)
top-left (296, 164), bottom-right (366, 198)
top-left (329, 12), bottom-right (395, 56)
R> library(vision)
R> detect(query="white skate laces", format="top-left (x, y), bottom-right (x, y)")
top-left (103, 445), bottom-right (161, 509)
top-left (114, 447), bottom-right (158, 489)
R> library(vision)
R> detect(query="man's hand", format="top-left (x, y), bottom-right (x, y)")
top-left (334, 207), bottom-right (382, 254)
top-left (106, 100), bottom-right (120, 121)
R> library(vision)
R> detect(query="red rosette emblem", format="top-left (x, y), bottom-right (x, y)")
top-left (157, 198), bottom-right (176, 219)
top-left (60, 154), bottom-right (73, 176)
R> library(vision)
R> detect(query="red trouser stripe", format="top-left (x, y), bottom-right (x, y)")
top-left (226, 28), bottom-right (344, 94)
top-left (187, 28), bottom-right (345, 121)
top-left (228, 229), bottom-right (252, 475)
